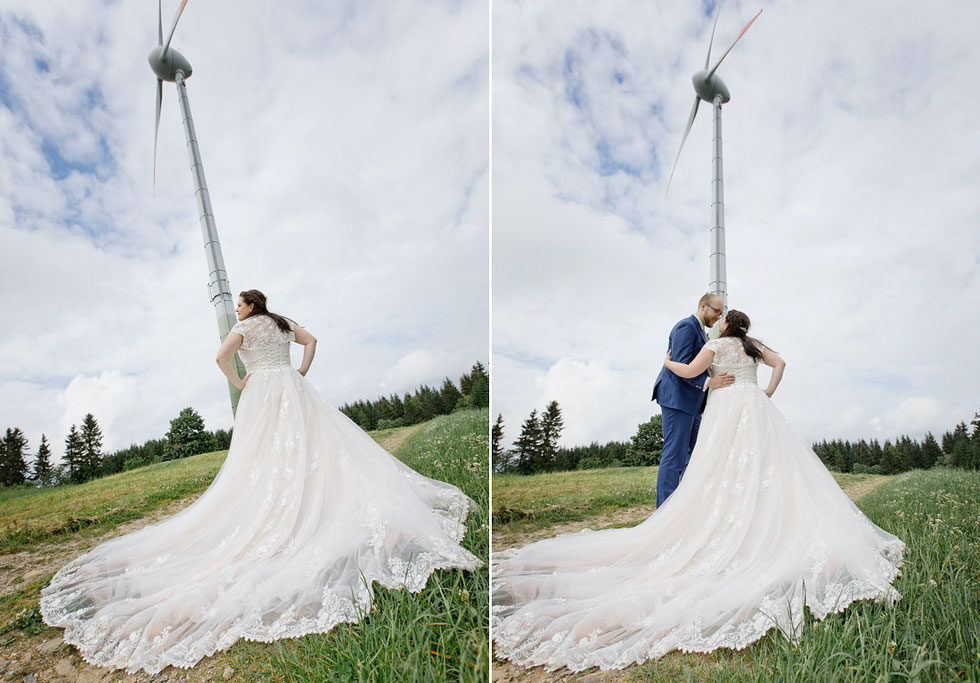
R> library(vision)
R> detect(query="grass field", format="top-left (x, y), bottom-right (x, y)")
top-left (492, 466), bottom-right (980, 682)
top-left (493, 467), bottom-right (888, 534)
top-left (0, 409), bottom-right (489, 682)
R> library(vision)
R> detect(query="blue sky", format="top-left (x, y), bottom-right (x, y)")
top-left (492, 0), bottom-right (980, 448)
top-left (0, 0), bottom-right (488, 464)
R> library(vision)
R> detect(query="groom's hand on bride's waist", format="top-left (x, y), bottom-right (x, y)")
top-left (706, 373), bottom-right (734, 390)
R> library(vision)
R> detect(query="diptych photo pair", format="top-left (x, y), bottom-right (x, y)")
top-left (1, 1), bottom-right (978, 681)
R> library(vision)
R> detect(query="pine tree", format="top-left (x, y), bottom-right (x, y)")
top-left (64, 425), bottom-right (85, 483)
top-left (854, 440), bottom-right (874, 468)
top-left (951, 438), bottom-right (973, 470)
top-left (0, 428), bottom-right (29, 486)
top-left (869, 439), bottom-right (883, 468)
top-left (491, 413), bottom-right (504, 468)
top-left (538, 401), bottom-right (564, 472)
top-left (920, 432), bottom-right (942, 469)
top-left (389, 393), bottom-right (405, 420)
top-left (515, 409), bottom-right (543, 474)
top-left (80, 413), bottom-right (104, 479)
top-left (33, 434), bottom-right (53, 484)
top-left (941, 430), bottom-right (956, 457)
top-left (403, 393), bottom-right (423, 424)
top-left (438, 377), bottom-right (464, 414)
top-left (880, 441), bottom-right (901, 475)
top-left (895, 435), bottom-right (915, 472)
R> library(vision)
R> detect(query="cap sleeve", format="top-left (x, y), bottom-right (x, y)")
top-left (230, 318), bottom-right (250, 348)
top-left (703, 338), bottom-right (724, 353)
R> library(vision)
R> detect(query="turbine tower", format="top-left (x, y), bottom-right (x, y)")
top-left (148, 0), bottom-right (246, 415)
top-left (665, 6), bottom-right (762, 336)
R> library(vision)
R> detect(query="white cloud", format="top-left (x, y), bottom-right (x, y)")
top-left (0, 1), bottom-right (488, 466)
top-left (492, 0), bottom-right (980, 449)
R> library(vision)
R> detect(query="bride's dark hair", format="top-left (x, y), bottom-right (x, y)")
top-left (719, 309), bottom-right (771, 361)
top-left (239, 289), bottom-right (297, 333)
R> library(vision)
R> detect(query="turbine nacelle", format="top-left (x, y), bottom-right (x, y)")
top-left (151, 0), bottom-right (191, 190)
top-left (692, 69), bottom-right (729, 105)
top-left (664, 7), bottom-right (762, 197)
top-left (147, 46), bottom-right (193, 83)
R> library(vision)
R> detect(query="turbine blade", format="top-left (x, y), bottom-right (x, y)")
top-left (704, 5), bottom-right (721, 70)
top-left (706, 8), bottom-right (762, 80)
top-left (162, 0), bottom-right (189, 59)
top-left (154, 78), bottom-right (162, 193)
top-left (157, 0), bottom-right (163, 46)
top-left (665, 95), bottom-right (701, 199)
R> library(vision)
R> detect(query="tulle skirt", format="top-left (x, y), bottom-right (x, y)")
top-left (491, 382), bottom-right (904, 672)
top-left (40, 366), bottom-right (481, 674)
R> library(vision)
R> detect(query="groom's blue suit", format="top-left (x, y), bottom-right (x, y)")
top-left (651, 315), bottom-right (710, 507)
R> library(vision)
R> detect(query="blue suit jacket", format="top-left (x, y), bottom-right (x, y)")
top-left (651, 315), bottom-right (710, 416)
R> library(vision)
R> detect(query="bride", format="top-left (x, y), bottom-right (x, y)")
top-left (40, 289), bottom-right (482, 674)
top-left (491, 309), bottom-right (905, 673)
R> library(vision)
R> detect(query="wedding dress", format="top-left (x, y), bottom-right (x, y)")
top-left (491, 336), bottom-right (905, 672)
top-left (40, 314), bottom-right (482, 674)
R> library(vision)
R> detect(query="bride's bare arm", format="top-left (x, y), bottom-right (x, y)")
top-left (664, 346), bottom-right (715, 378)
top-left (761, 346), bottom-right (786, 397)
top-left (216, 332), bottom-right (247, 390)
top-left (293, 325), bottom-right (317, 376)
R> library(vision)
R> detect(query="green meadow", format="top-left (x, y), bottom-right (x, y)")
top-left (0, 408), bottom-right (489, 682)
top-left (492, 467), bottom-right (980, 681)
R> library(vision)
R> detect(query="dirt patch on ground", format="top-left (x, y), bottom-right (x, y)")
top-left (490, 475), bottom-right (895, 681)
top-left (373, 423), bottom-right (424, 456)
top-left (0, 496), bottom-right (222, 682)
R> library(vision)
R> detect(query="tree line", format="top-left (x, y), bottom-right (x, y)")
top-left (494, 404), bottom-right (980, 476)
top-left (339, 361), bottom-right (488, 431)
top-left (811, 415), bottom-right (980, 473)
top-left (1, 408), bottom-right (231, 489)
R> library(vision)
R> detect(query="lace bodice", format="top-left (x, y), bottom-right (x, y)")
top-left (230, 314), bottom-right (295, 374)
top-left (704, 337), bottom-right (761, 386)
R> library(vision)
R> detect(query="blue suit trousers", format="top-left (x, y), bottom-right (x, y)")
top-left (657, 406), bottom-right (702, 507)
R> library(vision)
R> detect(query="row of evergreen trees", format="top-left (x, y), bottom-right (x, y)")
top-left (495, 406), bottom-right (980, 476)
top-left (339, 361), bottom-right (489, 431)
top-left (493, 404), bottom-right (663, 473)
top-left (811, 415), bottom-right (980, 474)
top-left (490, 401), bottom-right (565, 474)
top-left (0, 408), bottom-right (232, 489)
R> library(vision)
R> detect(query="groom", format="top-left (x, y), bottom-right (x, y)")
top-left (651, 293), bottom-right (734, 506)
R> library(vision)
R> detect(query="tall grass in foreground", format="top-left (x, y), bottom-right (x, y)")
top-left (225, 408), bottom-right (489, 682)
top-left (627, 468), bottom-right (980, 682)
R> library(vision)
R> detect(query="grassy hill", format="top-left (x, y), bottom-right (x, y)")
top-left (0, 408), bottom-right (489, 682)
top-left (492, 466), bottom-right (980, 681)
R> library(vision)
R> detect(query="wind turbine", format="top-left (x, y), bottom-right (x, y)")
top-left (148, 0), bottom-right (246, 415)
top-left (665, 6), bottom-right (762, 336)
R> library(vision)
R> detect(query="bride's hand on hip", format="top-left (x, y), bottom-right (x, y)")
top-left (236, 374), bottom-right (251, 391)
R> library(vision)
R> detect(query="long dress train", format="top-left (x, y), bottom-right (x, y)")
top-left (40, 314), bottom-right (482, 674)
top-left (491, 336), bottom-right (904, 672)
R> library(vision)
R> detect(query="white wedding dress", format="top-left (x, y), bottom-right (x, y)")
top-left (491, 336), bottom-right (905, 672)
top-left (40, 314), bottom-right (482, 674)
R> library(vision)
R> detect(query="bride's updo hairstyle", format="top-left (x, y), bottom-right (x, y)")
top-left (719, 309), bottom-right (770, 361)
top-left (238, 289), bottom-right (297, 334)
